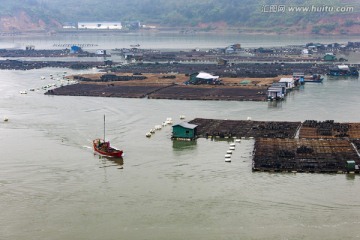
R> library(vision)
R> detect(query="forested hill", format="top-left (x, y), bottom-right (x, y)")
top-left (0, 0), bottom-right (359, 34)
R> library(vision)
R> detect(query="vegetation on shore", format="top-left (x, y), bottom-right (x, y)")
top-left (0, 0), bottom-right (359, 34)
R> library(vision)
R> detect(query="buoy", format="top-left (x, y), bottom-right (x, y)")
top-left (225, 158), bottom-right (231, 162)
top-left (165, 117), bottom-right (173, 124)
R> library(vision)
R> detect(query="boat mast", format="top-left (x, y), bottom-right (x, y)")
top-left (104, 114), bottom-right (106, 141)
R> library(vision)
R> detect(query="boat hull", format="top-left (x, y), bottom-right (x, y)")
top-left (93, 139), bottom-right (123, 158)
top-left (304, 79), bottom-right (323, 83)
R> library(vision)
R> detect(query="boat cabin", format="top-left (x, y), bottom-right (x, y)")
top-left (329, 65), bottom-right (359, 76)
top-left (293, 72), bottom-right (305, 85)
top-left (172, 122), bottom-right (198, 140)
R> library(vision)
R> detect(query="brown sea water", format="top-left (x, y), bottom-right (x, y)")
top-left (1, 33), bottom-right (360, 239)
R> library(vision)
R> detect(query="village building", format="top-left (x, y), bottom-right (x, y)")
top-left (78, 22), bottom-right (122, 30)
top-left (96, 49), bottom-right (107, 55)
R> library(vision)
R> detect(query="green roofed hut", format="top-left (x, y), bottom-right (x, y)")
top-left (172, 122), bottom-right (198, 140)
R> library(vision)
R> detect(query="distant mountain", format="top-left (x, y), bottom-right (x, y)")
top-left (0, 0), bottom-right (359, 34)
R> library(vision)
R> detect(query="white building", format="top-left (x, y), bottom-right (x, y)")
top-left (78, 22), bottom-right (122, 30)
top-left (301, 49), bottom-right (309, 55)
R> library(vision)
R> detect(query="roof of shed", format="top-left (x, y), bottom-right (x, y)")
top-left (196, 72), bottom-right (219, 80)
top-left (279, 78), bottom-right (294, 83)
top-left (173, 122), bottom-right (198, 129)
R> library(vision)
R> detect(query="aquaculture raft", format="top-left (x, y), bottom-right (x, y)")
top-left (188, 118), bottom-right (301, 139)
top-left (148, 85), bottom-right (268, 101)
top-left (252, 138), bottom-right (360, 173)
top-left (299, 120), bottom-right (360, 139)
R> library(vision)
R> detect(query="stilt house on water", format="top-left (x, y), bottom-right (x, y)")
top-left (267, 82), bottom-right (286, 100)
top-left (279, 77), bottom-right (296, 89)
top-left (172, 122), bottom-right (198, 140)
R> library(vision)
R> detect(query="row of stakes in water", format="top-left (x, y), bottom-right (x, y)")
top-left (225, 138), bottom-right (241, 162)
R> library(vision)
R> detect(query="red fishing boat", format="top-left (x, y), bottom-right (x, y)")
top-left (93, 115), bottom-right (123, 158)
top-left (93, 138), bottom-right (123, 157)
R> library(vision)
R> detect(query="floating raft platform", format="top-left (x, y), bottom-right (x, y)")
top-left (187, 118), bottom-right (360, 173)
top-left (253, 138), bottom-right (360, 173)
top-left (188, 118), bottom-right (301, 139)
top-left (46, 83), bottom-right (268, 101)
top-left (299, 120), bottom-right (360, 139)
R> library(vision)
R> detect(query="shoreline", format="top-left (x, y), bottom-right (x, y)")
top-left (1, 28), bottom-right (360, 38)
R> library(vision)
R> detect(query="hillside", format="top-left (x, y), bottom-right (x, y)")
top-left (0, 0), bottom-right (359, 35)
